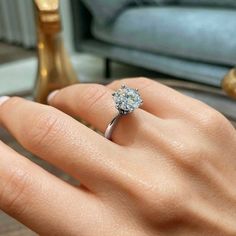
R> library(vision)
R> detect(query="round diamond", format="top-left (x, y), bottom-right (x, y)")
top-left (112, 85), bottom-right (143, 115)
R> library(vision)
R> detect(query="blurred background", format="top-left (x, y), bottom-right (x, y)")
top-left (0, 0), bottom-right (236, 235)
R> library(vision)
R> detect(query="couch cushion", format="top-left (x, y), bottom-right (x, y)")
top-left (81, 0), bottom-right (176, 24)
top-left (178, 0), bottom-right (236, 8)
top-left (92, 7), bottom-right (236, 66)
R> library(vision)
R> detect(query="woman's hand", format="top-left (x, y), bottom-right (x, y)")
top-left (0, 78), bottom-right (236, 236)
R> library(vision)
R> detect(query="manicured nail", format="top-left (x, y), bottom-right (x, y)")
top-left (0, 96), bottom-right (10, 106)
top-left (47, 90), bottom-right (59, 104)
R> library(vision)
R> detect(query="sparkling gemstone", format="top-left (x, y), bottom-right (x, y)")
top-left (112, 85), bottom-right (143, 115)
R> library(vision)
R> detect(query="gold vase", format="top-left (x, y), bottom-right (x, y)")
top-left (33, 0), bottom-right (78, 104)
top-left (222, 69), bottom-right (236, 99)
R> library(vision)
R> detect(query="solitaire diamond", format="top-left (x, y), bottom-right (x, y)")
top-left (112, 85), bottom-right (143, 115)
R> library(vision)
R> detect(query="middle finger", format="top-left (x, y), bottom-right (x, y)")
top-left (0, 97), bottom-right (120, 191)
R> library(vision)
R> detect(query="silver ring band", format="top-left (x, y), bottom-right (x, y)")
top-left (104, 114), bottom-right (122, 140)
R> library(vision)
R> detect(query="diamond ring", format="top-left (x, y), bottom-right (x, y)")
top-left (105, 85), bottom-right (143, 140)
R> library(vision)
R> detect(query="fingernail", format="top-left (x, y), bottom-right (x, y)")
top-left (47, 90), bottom-right (59, 104)
top-left (0, 96), bottom-right (10, 106)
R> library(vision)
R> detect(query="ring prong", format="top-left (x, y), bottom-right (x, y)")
top-left (121, 84), bottom-right (126, 89)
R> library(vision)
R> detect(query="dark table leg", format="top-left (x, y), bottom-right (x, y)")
top-left (104, 58), bottom-right (112, 79)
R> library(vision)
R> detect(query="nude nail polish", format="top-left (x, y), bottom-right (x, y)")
top-left (47, 90), bottom-right (59, 104)
top-left (0, 96), bottom-right (10, 106)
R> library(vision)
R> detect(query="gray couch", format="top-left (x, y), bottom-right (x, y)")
top-left (71, 0), bottom-right (236, 87)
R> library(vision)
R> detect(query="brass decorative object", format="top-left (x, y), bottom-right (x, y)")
top-left (33, 0), bottom-right (78, 104)
top-left (222, 69), bottom-right (236, 99)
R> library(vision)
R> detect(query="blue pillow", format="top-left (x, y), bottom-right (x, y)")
top-left (179, 0), bottom-right (236, 8)
top-left (82, 0), bottom-right (176, 25)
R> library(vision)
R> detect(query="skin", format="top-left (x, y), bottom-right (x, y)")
top-left (0, 77), bottom-right (235, 236)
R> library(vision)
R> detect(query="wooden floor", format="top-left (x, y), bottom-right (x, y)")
top-left (0, 42), bottom-right (35, 65)
top-left (0, 212), bottom-right (36, 236)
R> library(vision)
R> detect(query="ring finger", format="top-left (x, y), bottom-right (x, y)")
top-left (48, 83), bottom-right (160, 146)
top-left (107, 77), bottom-right (210, 120)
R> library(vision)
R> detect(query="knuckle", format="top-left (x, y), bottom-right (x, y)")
top-left (122, 77), bottom-right (152, 87)
top-left (23, 109), bottom-right (62, 150)
top-left (0, 167), bottom-right (31, 215)
top-left (5, 96), bottom-right (22, 106)
top-left (197, 108), bottom-right (228, 131)
top-left (79, 84), bottom-right (109, 112)
top-left (139, 120), bottom-right (154, 136)
top-left (134, 181), bottom-right (187, 224)
top-left (8, 97), bottom-right (22, 106)
top-left (196, 107), bottom-right (235, 139)
top-left (107, 77), bottom-right (154, 100)
top-left (132, 77), bottom-right (152, 85)
top-left (169, 132), bottom-right (208, 168)
top-left (108, 80), bottom-right (120, 87)
top-left (174, 144), bottom-right (207, 168)
top-left (0, 97), bottom-right (23, 113)
top-left (137, 120), bottom-right (161, 143)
